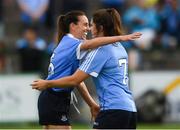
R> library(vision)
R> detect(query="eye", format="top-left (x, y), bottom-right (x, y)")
top-left (84, 23), bottom-right (89, 27)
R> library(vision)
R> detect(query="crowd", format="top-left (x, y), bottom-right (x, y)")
top-left (0, 0), bottom-right (179, 74)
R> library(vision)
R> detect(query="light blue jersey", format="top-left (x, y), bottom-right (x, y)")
top-left (47, 34), bottom-right (85, 92)
top-left (79, 42), bottom-right (137, 112)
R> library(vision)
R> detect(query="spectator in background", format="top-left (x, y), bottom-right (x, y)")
top-left (43, 0), bottom-right (88, 30)
top-left (0, 0), bottom-right (4, 39)
top-left (44, 0), bottom-right (55, 29)
top-left (46, 33), bottom-right (57, 57)
top-left (123, 0), bottom-right (159, 50)
top-left (0, 0), bottom-right (5, 73)
top-left (99, 0), bottom-right (126, 15)
top-left (17, 0), bottom-right (49, 28)
top-left (42, 33), bottom-right (58, 77)
top-left (0, 40), bottom-right (6, 73)
top-left (61, 0), bottom-right (88, 14)
top-left (156, 0), bottom-right (180, 50)
top-left (16, 26), bottom-right (46, 72)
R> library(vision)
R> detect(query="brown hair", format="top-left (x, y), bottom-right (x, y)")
top-left (56, 11), bottom-right (85, 43)
top-left (92, 8), bottom-right (124, 36)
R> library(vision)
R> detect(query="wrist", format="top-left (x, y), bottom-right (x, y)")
top-left (46, 80), bottom-right (52, 88)
top-left (119, 35), bottom-right (125, 41)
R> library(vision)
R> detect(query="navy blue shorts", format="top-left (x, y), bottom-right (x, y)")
top-left (38, 89), bottom-right (71, 125)
top-left (93, 109), bottom-right (137, 129)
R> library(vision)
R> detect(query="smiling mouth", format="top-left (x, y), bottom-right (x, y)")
top-left (84, 32), bottom-right (88, 36)
top-left (82, 32), bottom-right (88, 39)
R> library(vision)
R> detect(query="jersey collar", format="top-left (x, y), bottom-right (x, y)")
top-left (67, 33), bottom-right (79, 40)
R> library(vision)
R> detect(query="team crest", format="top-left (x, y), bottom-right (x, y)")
top-left (61, 115), bottom-right (68, 122)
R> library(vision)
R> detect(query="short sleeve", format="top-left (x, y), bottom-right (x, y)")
top-left (76, 42), bottom-right (89, 60)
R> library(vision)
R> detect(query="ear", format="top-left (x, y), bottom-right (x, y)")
top-left (70, 23), bottom-right (76, 31)
top-left (99, 25), bottom-right (104, 33)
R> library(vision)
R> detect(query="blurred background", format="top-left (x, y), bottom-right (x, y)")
top-left (0, 0), bottom-right (180, 129)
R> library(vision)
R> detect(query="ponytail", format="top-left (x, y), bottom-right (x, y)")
top-left (107, 8), bottom-right (124, 35)
top-left (57, 15), bottom-right (66, 44)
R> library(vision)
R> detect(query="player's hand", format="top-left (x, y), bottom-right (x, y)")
top-left (31, 79), bottom-right (49, 91)
top-left (90, 103), bottom-right (100, 122)
top-left (122, 32), bottom-right (142, 41)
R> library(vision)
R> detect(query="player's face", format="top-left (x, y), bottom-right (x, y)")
top-left (73, 15), bottom-right (89, 39)
top-left (90, 19), bottom-right (98, 38)
top-left (24, 29), bottom-right (36, 41)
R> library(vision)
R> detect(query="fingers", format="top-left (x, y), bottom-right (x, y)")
top-left (91, 116), bottom-right (95, 122)
top-left (30, 79), bottom-right (48, 91)
top-left (31, 83), bottom-right (38, 89)
top-left (30, 79), bottom-right (41, 86)
top-left (90, 107), bottom-right (97, 122)
top-left (30, 82), bottom-right (36, 87)
top-left (134, 32), bottom-right (142, 35)
top-left (30, 79), bottom-right (41, 90)
top-left (134, 32), bottom-right (142, 37)
top-left (91, 112), bottom-right (96, 122)
top-left (33, 79), bottom-right (43, 82)
top-left (31, 85), bottom-right (42, 91)
top-left (130, 32), bottom-right (142, 40)
top-left (30, 81), bottom-right (38, 87)
top-left (33, 80), bottom-right (38, 82)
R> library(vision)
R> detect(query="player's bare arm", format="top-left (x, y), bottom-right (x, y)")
top-left (80, 32), bottom-right (142, 50)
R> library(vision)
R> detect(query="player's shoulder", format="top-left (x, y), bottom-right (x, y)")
top-left (88, 47), bottom-right (110, 59)
top-left (65, 34), bottom-right (81, 42)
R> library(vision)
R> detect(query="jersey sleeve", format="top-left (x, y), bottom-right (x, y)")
top-left (76, 42), bottom-right (89, 60)
top-left (79, 47), bottom-right (108, 77)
